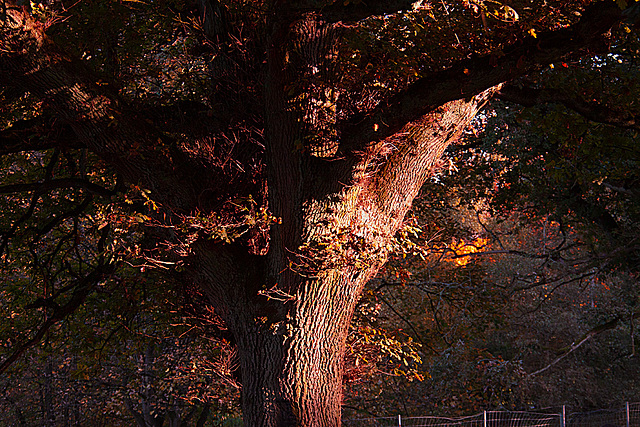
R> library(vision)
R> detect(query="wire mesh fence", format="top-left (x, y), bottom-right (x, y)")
top-left (568, 402), bottom-right (640, 427)
top-left (343, 402), bottom-right (640, 427)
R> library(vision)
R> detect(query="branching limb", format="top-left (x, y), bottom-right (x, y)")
top-left (497, 85), bottom-right (640, 131)
top-left (376, 291), bottom-right (427, 347)
top-left (338, 1), bottom-right (624, 154)
top-left (0, 262), bottom-right (115, 375)
top-left (33, 195), bottom-right (94, 243)
top-left (0, 117), bottom-right (82, 155)
top-left (0, 2), bottom-right (200, 211)
top-left (0, 182), bottom-right (40, 256)
top-left (528, 317), bottom-right (620, 377)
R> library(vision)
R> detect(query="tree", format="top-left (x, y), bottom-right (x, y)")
top-left (343, 35), bottom-right (640, 413)
top-left (0, 0), bottom-right (636, 425)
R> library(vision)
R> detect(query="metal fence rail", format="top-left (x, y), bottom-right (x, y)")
top-left (343, 402), bottom-right (640, 427)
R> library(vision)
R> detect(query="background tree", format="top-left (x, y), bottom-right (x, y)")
top-left (342, 27), bottom-right (640, 414)
top-left (0, 0), bottom-right (637, 425)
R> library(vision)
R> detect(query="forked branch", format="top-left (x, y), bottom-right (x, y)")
top-left (338, 1), bottom-right (624, 154)
top-left (0, 262), bottom-right (115, 375)
top-left (497, 85), bottom-right (640, 131)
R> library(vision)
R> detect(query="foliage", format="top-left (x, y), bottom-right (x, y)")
top-left (0, 90), bottom-right (238, 425)
top-left (343, 33), bottom-right (640, 415)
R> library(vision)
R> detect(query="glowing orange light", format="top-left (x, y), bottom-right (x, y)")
top-left (448, 237), bottom-right (489, 266)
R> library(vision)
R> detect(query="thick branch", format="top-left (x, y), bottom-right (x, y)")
top-left (497, 85), bottom-right (640, 131)
top-left (338, 0), bottom-right (623, 154)
top-left (196, 0), bottom-right (228, 40)
top-left (0, 178), bottom-right (114, 197)
top-left (371, 89), bottom-right (496, 232)
top-left (0, 117), bottom-right (82, 155)
top-left (0, 3), bottom-right (200, 211)
top-left (318, 0), bottom-right (415, 23)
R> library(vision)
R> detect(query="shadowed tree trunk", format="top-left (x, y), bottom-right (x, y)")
top-left (190, 89), bottom-right (500, 425)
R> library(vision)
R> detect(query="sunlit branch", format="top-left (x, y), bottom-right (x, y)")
top-left (528, 316), bottom-right (620, 377)
top-left (497, 85), bottom-right (640, 131)
top-left (447, 247), bottom-right (577, 263)
top-left (338, 1), bottom-right (623, 154)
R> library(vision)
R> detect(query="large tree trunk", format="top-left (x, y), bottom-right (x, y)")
top-left (0, 4), bottom-right (493, 424)
top-left (195, 245), bottom-right (380, 426)
top-left (190, 88), bottom-right (494, 425)
top-left (233, 272), bottom-right (367, 426)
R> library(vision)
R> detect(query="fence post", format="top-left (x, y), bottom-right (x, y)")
top-left (398, 414), bottom-right (402, 427)
top-left (561, 405), bottom-right (566, 427)
top-left (627, 402), bottom-right (630, 427)
top-left (484, 411), bottom-right (487, 427)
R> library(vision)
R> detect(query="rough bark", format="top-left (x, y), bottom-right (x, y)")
top-left (188, 85), bottom-right (495, 425)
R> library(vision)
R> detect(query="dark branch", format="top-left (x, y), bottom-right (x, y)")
top-left (0, 2), bottom-right (201, 211)
top-left (0, 118), bottom-right (82, 155)
top-left (497, 85), bottom-right (640, 131)
top-left (317, 0), bottom-right (415, 23)
top-left (0, 263), bottom-right (115, 375)
top-left (0, 183), bottom-right (41, 256)
top-left (0, 178), bottom-right (115, 197)
top-left (528, 316), bottom-right (620, 377)
top-left (34, 195), bottom-right (94, 242)
top-left (377, 292), bottom-right (427, 347)
top-left (196, 0), bottom-right (228, 41)
top-left (338, 0), bottom-right (624, 154)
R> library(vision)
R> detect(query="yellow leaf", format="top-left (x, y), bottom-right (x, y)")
top-left (528, 28), bottom-right (537, 38)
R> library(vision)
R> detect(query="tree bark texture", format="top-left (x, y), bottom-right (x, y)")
top-left (189, 87), bottom-right (494, 425)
